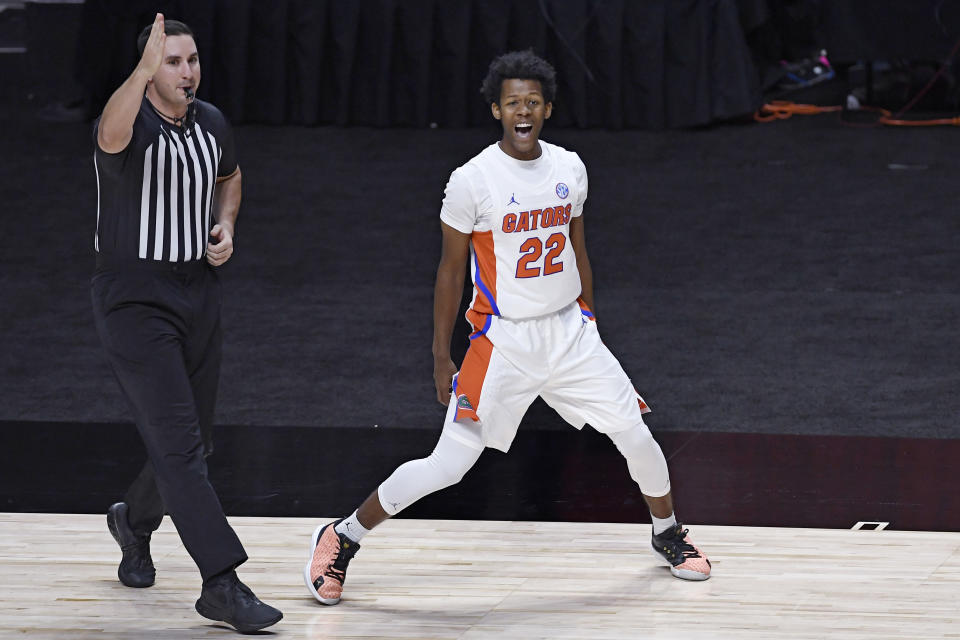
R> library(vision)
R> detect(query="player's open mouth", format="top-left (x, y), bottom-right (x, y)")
top-left (515, 123), bottom-right (533, 138)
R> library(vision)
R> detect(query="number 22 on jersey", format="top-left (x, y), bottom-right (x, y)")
top-left (516, 232), bottom-right (566, 278)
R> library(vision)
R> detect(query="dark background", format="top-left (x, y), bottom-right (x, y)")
top-left (1, 1), bottom-right (958, 527)
top-left (3, 117), bottom-right (959, 439)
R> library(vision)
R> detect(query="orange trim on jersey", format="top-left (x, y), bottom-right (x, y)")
top-left (465, 309), bottom-right (488, 334)
top-left (471, 230), bottom-right (499, 316)
top-left (577, 297), bottom-right (596, 321)
top-left (453, 333), bottom-right (494, 422)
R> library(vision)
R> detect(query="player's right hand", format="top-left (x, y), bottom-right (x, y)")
top-left (137, 13), bottom-right (165, 78)
top-left (433, 358), bottom-right (458, 406)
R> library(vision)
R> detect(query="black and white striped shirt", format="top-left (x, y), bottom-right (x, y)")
top-left (93, 97), bottom-right (237, 262)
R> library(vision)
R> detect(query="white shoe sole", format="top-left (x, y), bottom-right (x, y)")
top-left (670, 565), bottom-right (711, 581)
top-left (304, 523), bottom-right (341, 605)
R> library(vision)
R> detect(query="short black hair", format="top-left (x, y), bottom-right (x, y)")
top-left (480, 50), bottom-right (557, 105)
top-left (137, 19), bottom-right (195, 56)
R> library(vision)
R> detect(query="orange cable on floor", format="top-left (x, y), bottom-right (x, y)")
top-left (754, 101), bottom-right (960, 126)
top-left (754, 101), bottom-right (842, 122)
top-left (756, 34), bottom-right (960, 127)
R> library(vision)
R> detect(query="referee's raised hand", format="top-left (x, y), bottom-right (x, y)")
top-left (137, 14), bottom-right (166, 78)
top-left (98, 13), bottom-right (168, 152)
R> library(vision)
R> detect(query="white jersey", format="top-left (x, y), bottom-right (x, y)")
top-left (440, 141), bottom-right (588, 327)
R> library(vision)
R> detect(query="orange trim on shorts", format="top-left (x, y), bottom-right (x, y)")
top-left (452, 333), bottom-right (493, 423)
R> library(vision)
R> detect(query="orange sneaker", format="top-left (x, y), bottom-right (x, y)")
top-left (651, 523), bottom-right (711, 580)
top-left (304, 520), bottom-right (360, 605)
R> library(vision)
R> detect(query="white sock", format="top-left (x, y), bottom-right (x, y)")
top-left (651, 512), bottom-right (677, 536)
top-left (334, 510), bottom-right (370, 543)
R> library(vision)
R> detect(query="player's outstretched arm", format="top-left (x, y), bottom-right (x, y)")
top-left (432, 222), bottom-right (471, 405)
top-left (569, 215), bottom-right (596, 318)
top-left (98, 13), bottom-right (166, 153)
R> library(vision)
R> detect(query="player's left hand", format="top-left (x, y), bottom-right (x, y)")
top-left (206, 223), bottom-right (234, 266)
top-left (434, 358), bottom-right (458, 406)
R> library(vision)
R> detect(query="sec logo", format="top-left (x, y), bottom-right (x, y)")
top-left (555, 182), bottom-right (569, 199)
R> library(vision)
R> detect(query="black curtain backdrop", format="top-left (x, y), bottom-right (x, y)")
top-left (821, 0), bottom-right (960, 63)
top-left (76, 0), bottom-right (767, 129)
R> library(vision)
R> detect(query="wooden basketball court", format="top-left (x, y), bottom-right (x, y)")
top-left (1, 513), bottom-right (957, 638)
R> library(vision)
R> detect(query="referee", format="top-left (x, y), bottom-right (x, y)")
top-left (91, 14), bottom-right (281, 633)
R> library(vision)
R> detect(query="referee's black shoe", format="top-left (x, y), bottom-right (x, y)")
top-left (195, 570), bottom-right (283, 634)
top-left (106, 502), bottom-right (156, 588)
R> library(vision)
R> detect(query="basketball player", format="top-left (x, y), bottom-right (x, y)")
top-left (305, 50), bottom-right (711, 606)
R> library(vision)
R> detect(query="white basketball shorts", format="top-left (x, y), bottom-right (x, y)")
top-left (447, 299), bottom-right (651, 452)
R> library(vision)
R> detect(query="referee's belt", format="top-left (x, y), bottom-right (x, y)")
top-left (95, 252), bottom-right (210, 273)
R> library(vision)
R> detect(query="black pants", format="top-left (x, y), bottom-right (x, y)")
top-left (91, 255), bottom-right (247, 581)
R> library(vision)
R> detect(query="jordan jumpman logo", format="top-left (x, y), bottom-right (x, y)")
top-left (508, 193), bottom-right (519, 206)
